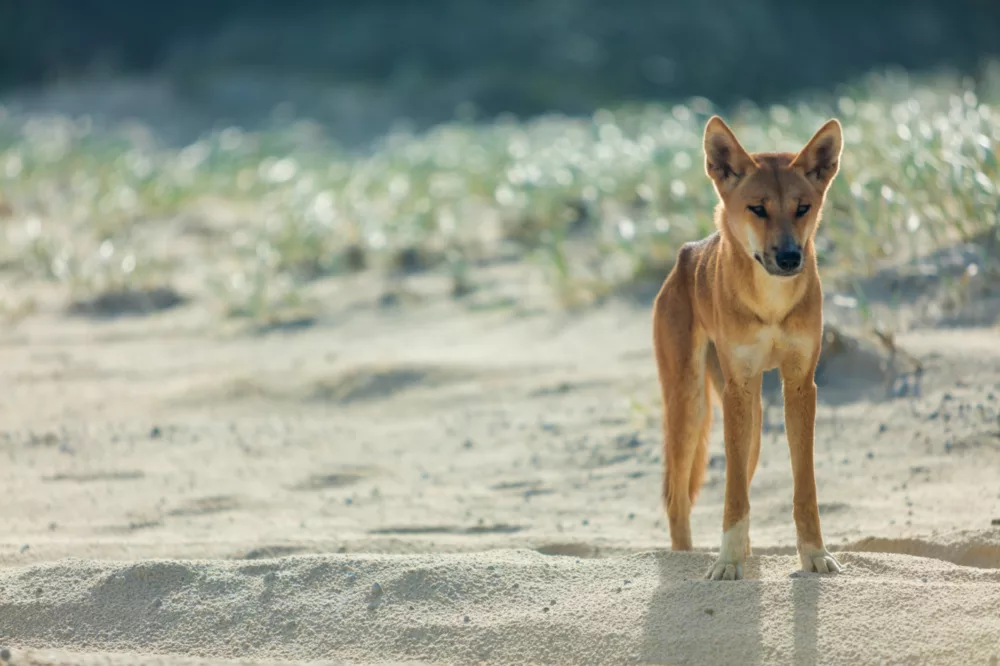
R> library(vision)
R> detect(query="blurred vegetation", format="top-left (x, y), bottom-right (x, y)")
top-left (0, 65), bottom-right (998, 320)
top-left (0, 2), bottom-right (998, 323)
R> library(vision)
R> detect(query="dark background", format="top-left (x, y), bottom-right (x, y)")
top-left (2, 0), bottom-right (1000, 132)
top-left (0, 0), bottom-right (1000, 148)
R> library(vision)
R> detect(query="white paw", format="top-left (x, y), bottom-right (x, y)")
top-left (706, 518), bottom-right (749, 580)
top-left (705, 557), bottom-right (744, 581)
top-left (799, 547), bottom-right (843, 574)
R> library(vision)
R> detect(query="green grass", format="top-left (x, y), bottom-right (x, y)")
top-left (0, 65), bottom-right (998, 321)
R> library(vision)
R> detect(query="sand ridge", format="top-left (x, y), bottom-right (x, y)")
top-left (0, 268), bottom-right (999, 664)
top-left (1, 546), bottom-right (999, 665)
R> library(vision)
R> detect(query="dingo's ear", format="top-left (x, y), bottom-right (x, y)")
top-left (703, 116), bottom-right (756, 195)
top-left (791, 119), bottom-right (843, 190)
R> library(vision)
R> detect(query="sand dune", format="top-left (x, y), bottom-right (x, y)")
top-left (2, 544), bottom-right (999, 665)
top-left (1, 269), bottom-right (999, 664)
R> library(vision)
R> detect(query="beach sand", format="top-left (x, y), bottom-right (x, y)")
top-left (0, 251), bottom-right (998, 665)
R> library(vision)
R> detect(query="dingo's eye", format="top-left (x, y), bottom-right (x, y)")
top-left (795, 203), bottom-right (811, 218)
top-left (747, 205), bottom-right (767, 219)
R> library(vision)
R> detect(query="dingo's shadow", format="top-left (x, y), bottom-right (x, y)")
top-left (638, 551), bottom-right (824, 665)
top-left (638, 551), bottom-right (765, 665)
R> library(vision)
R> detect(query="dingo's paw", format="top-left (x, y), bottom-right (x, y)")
top-left (798, 547), bottom-right (842, 574)
top-left (707, 518), bottom-right (749, 580)
top-left (705, 557), bottom-right (744, 581)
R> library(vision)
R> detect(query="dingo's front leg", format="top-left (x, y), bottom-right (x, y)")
top-left (706, 375), bottom-right (760, 581)
top-left (782, 359), bottom-right (842, 575)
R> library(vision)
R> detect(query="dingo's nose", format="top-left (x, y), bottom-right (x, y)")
top-left (775, 249), bottom-right (802, 272)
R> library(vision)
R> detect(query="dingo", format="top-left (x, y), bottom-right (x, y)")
top-left (652, 116), bottom-right (844, 580)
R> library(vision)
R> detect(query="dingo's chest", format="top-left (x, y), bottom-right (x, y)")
top-left (725, 326), bottom-right (814, 377)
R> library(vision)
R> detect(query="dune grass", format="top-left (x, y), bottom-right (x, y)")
top-left (0, 65), bottom-right (997, 322)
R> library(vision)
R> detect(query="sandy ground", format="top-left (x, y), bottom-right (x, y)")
top-left (1, 73), bottom-right (1000, 665)
top-left (0, 249), bottom-right (998, 666)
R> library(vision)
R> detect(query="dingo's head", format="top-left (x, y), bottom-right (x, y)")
top-left (702, 116), bottom-right (842, 277)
